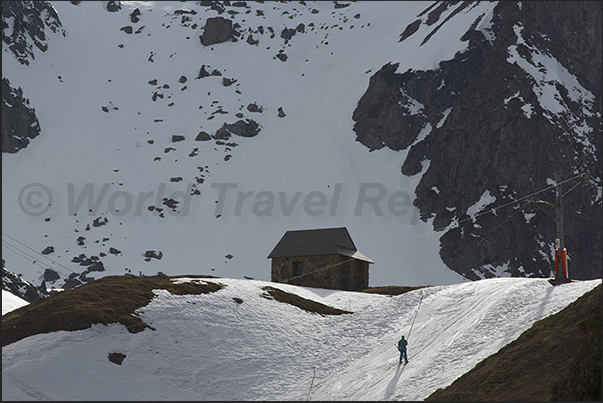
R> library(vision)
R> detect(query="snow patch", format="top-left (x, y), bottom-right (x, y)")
top-left (2, 290), bottom-right (29, 315)
top-left (467, 190), bottom-right (496, 220)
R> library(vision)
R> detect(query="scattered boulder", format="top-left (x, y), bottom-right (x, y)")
top-left (213, 126), bottom-right (232, 140)
top-left (105, 1), bottom-right (121, 12)
top-left (79, 258), bottom-right (94, 266)
top-left (109, 247), bottom-right (122, 255)
top-left (152, 91), bottom-right (164, 101)
top-left (71, 254), bottom-right (86, 263)
top-left (247, 103), bottom-right (263, 113)
top-left (199, 1), bottom-right (225, 14)
top-left (281, 27), bottom-right (296, 41)
top-left (63, 278), bottom-right (82, 290)
top-left (120, 26), bottom-right (133, 34)
top-left (93, 217), bottom-right (108, 227)
top-left (88, 261), bottom-right (105, 272)
top-left (195, 131), bottom-right (211, 141)
top-left (108, 352), bottom-right (126, 365)
top-left (130, 8), bottom-right (141, 23)
top-left (172, 135), bottom-right (185, 142)
top-left (224, 119), bottom-right (261, 138)
top-left (222, 78), bottom-right (236, 87)
top-left (41, 246), bottom-right (55, 255)
top-left (163, 198), bottom-right (180, 209)
top-left (200, 17), bottom-right (233, 46)
top-left (79, 272), bottom-right (94, 282)
top-left (144, 250), bottom-right (163, 260)
top-left (43, 268), bottom-right (60, 282)
top-left (197, 65), bottom-right (223, 79)
top-left (197, 65), bottom-right (210, 78)
top-left (214, 119), bottom-right (261, 139)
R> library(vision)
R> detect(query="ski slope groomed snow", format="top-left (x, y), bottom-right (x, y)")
top-left (2, 276), bottom-right (600, 401)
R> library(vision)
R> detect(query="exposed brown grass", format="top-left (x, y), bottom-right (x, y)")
top-left (2, 274), bottom-right (224, 347)
top-left (261, 285), bottom-right (353, 315)
top-left (3, 275), bottom-right (600, 401)
top-left (425, 283), bottom-right (602, 401)
top-left (361, 285), bottom-right (428, 296)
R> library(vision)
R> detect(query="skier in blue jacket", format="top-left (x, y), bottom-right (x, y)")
top-left (397, 335), bottom-right (408, 364)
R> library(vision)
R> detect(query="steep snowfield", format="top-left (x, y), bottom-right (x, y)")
top-left (1, 290), bottom-right (29, 315)
top-left (2, 277), bottom-right (600, 400)
top-left (2, 1), bottom-right (504, 288)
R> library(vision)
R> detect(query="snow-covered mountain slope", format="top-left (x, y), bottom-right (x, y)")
top-left (2, 1), bottom-right (490, 289)
top-left (2, 276), bottom-right (600, 400)
top-left (2, 1), bottom-right (600, 292)
top-left (2, 289), bottom-right (28, 315)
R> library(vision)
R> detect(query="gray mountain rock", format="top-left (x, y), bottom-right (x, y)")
top-left (353, 1), bottom-right (602, 280)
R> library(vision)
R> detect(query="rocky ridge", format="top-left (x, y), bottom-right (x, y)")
top-left (352, 1), bottom-right (602, 280)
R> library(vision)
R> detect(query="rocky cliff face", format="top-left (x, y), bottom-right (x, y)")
top-left (1, 1), bottom-right (64, 153)
top-left (2, 264), bottom-right (50, 302)
top-left (2, 77), bottom-right (41, 153)
top-left (1, 0), bottom-right (64, 65)
top-left (353, 1), bottom-right (602, 280)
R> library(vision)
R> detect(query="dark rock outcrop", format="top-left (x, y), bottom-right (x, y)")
top-left (130, 8), bottom-right (141, 23)
top-left (353, 1), bottom-right (602, 281)
top-left (1, 1), bottom-right (65, 65)
top-left (197, 65), bottom-right (222, 78)
top-left (109, 247), bottom-right (122, 255)
top-left (41, 246), bottom-right (55, 255)
top-left (105, 1), bottom-right (121, 12)
top-left (2, 78), bottom-right (41, 153)
top-left (2, 266), bottom-right (51, 302)
top-left (195, 131), bottom-right (212, 141)
top-left (63, 278), bottom-right (82, 290)
top-left (200, 17), bottom-right (233, 46)
top-left (144, 250), bottom-right (163, 260)
top-left (214, 119), bottom-right (261, 140)
top-left (43, 268), bottom-right (60, 282)
top-left (2, 1), bottom-right (66, 153)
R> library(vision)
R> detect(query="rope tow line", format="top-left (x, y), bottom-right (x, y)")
top-left (285, 174), bottom-right (585, 285)
top-left (407, 290), bottom-right (423, 340)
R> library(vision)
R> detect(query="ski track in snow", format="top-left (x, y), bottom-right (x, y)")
top-left (2, 277), bottom-right (600, 400)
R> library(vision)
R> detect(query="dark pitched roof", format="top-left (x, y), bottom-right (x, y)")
top-left (267, 227), bottom-right (374, 263)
